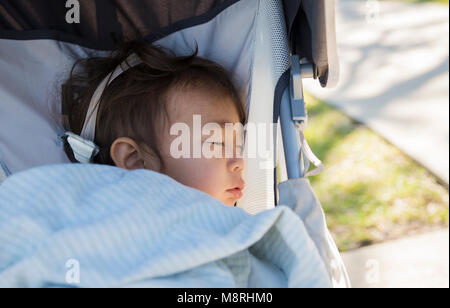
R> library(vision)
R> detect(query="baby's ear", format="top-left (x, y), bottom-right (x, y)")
top-left (110, 137), bottom-right (146, 171)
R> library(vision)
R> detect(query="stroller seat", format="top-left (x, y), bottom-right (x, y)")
top-left (0, 0), bottom-right (348, 287)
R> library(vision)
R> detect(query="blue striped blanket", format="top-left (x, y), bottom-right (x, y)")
top-left (0, 164), bottom-right (331, 287)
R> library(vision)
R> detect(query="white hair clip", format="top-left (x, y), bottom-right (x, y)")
top-left (64, 53), bottom-right (143, 163)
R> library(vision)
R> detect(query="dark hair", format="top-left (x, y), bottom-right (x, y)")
top-left (62, 40), bottom-right (247, 170)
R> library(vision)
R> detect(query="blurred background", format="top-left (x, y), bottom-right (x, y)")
top-left (303, 0), bottom-right (449, 288)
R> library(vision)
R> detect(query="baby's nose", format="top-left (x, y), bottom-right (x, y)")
top-left (228, 157), bottom-right (244, 173)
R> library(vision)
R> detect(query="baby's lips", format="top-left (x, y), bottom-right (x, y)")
top-left (230, 179), bottom-right (245, 191)
top-left (237, 180), bottom-right (245, 191)
top-left (226, 187), bottom-right (243, 199)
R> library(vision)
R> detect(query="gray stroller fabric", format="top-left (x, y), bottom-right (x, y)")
top-left (0, 160), bottom-right (10, 185)
top-left (278, 178), bottom-right (351, 288)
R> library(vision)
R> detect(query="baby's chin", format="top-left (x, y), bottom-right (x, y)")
top-left (211, 195), bottom-right (234, 207)
top-left (221, 198), bottom-right (238, 207)
top-left (201, 190), bottom-right (238, 207)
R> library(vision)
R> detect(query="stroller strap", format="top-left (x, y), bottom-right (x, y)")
top-left (299, 129), bottom-right (324, 177)
top-left (64, 53), bottom-right (142, 164)
top-left (80, 53), bottom-right (142, 142)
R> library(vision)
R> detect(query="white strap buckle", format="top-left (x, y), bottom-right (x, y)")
top-left (65, 132), bottom-right (100, 164)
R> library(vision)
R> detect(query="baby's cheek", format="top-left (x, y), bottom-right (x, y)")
top-left (166, 158), bottom-right (211, 186)
top-left (193, 160), bottom-right (224, 190)
top-left (172, 160), bottom-right (202, 186)
top-left (189, 159), bottom-right (227, 199)
top-left (164, 157), bottom-right (228, 203)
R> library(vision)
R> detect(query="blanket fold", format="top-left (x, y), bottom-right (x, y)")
top-left (0, 164), bottom-right (331, 288)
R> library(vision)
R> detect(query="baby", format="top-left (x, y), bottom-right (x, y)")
top-left (62, 40), bottom-right (246, 207)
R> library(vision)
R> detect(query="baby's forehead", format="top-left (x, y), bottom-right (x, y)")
top-left (166, 88), bottom-right (241, 126)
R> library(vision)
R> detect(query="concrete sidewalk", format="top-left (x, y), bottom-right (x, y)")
top-left (341, 229), bottom-right (449, 288)
top-left (304, 0), bottom-right (449, 184)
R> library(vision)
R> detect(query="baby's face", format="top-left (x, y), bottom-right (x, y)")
top-left (158, 89), bottom-right (245, 207)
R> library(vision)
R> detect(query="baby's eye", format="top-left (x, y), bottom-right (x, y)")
top-left (209, 142), bottom-right (224, 146)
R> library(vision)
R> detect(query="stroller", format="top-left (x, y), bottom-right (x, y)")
top-left (0, 0), bottom-right (349, 287)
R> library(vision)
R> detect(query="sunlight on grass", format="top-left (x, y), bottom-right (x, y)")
top-left (304, 94), bottom-right (449, 251)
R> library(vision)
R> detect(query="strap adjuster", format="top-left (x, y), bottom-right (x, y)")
top-left (63, 132), bottom-right (100, 164)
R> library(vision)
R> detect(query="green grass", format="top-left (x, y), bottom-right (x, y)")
top-left (303, 94), bottom-right (449, 252)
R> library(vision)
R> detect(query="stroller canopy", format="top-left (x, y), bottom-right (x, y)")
top-left (0, 0), bottom-right (336, 87)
